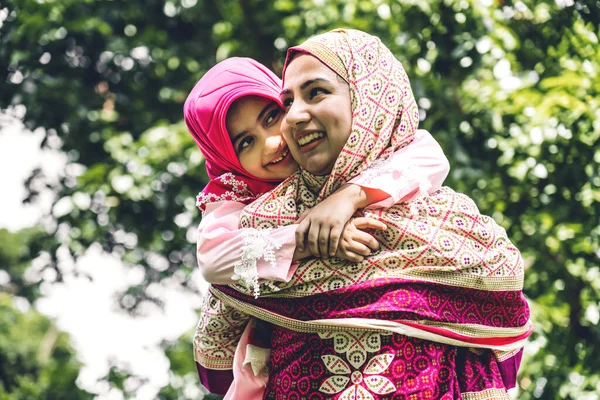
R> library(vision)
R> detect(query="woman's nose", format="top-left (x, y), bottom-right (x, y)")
top-left (284, 101), bottom-right (310, 127)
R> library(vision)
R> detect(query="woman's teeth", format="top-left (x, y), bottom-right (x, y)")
top-left (297, 132), bottom-right (324, 146)
top-left (268, 148), bottom-right (289, 165)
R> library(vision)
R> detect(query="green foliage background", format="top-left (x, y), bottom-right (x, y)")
top-left (1, 0), bottom-right (599, 398)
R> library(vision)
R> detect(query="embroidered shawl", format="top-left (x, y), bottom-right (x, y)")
top-left (197, 29), bottom-right (531, 374)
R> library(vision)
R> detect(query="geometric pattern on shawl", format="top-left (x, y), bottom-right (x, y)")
top-left (193, 289), bottom-right (249, 370)
top-left (230, 29), bottom-right (532, 350)
top-left (183, 57), bottom-right (284, 212)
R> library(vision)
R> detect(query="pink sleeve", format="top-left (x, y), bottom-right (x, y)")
top-left (348, 129), bottom-right (450, 209)
top-left (197, 201), bottom-right (299, 285)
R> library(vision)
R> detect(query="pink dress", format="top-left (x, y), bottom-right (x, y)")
top-left (194, 129), bottom-right (451, 397)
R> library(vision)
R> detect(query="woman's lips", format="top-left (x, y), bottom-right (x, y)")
top-left (297, 131), bottom-right (325, 153)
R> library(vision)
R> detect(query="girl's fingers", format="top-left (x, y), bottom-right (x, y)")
top-left (295, 219), bottom-right (310, 251)
top-left (353, 217), bottom-right (387, 231)
top-left (307, 224), bottom-right (321, 257)
top-left (345, 240), bottom-right (372, 257)
top-left (318, 227), bottom-right (330, 258)
top-left (339, 250), bottom-right (364, 263)
top-left (353, 230), bottom-right (380, 251)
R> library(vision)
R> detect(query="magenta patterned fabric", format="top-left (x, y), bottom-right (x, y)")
top-left (196, 29), bottom-right (530, 398)
top-left (264, 328), bottom-right (509, 400)
top-left (216, 278), bottom-right (529, 335)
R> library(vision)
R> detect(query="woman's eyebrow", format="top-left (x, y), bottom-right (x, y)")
top-left (280, 78), bottom-right (331, 96)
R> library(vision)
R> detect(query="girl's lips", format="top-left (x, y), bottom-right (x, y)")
top-left (267, 148), bottom-right (291, 166)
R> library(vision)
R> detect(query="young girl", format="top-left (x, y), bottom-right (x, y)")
top-left (184, 57), bottom-right (451, 395)
top-left (200, 29), bottom-right (531, 399)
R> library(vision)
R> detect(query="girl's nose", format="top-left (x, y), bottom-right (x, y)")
top-left (264, 133), bottom-right (283, 155)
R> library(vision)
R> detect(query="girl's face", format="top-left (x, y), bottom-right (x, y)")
top-left (226, 96), bottom-right (298, 180)
top-left (280, 54), bottom-right (352, 176)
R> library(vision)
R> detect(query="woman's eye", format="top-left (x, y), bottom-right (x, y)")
top-left (309, 88), bottom-right (328, 99)
top-left (281, 98), bottom-right (293, 109)
top-left (238, 136), bottom-right (254, 152)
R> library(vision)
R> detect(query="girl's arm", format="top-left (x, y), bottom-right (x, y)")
top-left (197, 200), bottom-right (300, 285)
top-left (197, 200), bottom-right (379, 297)
top-left (348, 129), bottom-right (449, 208)
top-left (295, 129), bottom-right (449, 257)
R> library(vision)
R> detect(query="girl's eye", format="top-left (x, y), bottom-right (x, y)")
top-left (265, 108), bottom-right (281, 125)
top-left (281, 98), bottom-right (293, 109)
top-left (238, 136), bottom-right (254, 152)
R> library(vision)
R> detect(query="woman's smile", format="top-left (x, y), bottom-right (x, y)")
top-left (296, 130), bottom-right (326, 152)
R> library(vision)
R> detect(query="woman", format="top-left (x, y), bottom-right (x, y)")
top-left (184, 57), bottom-right (451, 395)
top-left (204, 29), bottom-right (531, 399)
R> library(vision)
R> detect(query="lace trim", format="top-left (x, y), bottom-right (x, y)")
top-left (232, 228), bottom-right (282, 298)
top-left (196, 172), bottom-right (256, 210)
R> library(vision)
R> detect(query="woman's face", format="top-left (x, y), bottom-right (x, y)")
top-left (226, 96), bottom-right (298, 180)
top-left (280, 54), bottom-right (352, 176)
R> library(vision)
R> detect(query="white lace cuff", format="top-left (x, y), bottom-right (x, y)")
top-left (232, 228), bottom-right (282, 298)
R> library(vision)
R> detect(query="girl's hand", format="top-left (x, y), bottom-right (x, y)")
top-left (295, 184), bottom-right (388, 258)
top-left (295, 186), bottom-right (358, 258)
top-left (335, 217), bottom-right (387, 262)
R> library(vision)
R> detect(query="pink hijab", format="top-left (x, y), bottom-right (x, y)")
top-left (183, 57), bottom-right (284, 210)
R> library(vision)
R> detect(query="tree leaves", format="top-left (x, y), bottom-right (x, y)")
top-left (1, 0), bottom-right (599, 398)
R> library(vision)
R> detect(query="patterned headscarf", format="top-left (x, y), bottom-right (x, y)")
top-left (183, 57), bottom-right (284, 210)
top-left (240, 29), bottom-right (420, 223)
top-left (284, 29), bottom-right (420, 203)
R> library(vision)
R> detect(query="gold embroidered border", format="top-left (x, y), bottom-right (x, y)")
top-left (210, 287), bottom-right (529, 351)
top-left (462, 388), bottom-right (511, 399)
top-left (413, 319), bottom-right (534, 338)
top-left (193, 347), bottom-right (234, 370)
top-left (290, 41), bottom-right (349, 82)
top-left (258, 270), bottom-right (525, 298)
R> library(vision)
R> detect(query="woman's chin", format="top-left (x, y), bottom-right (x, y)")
top-left (301, 160), bottom-right (334, 176)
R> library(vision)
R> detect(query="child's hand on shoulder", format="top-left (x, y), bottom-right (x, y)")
top-left (295, 186), bottom-right (359, 258)
top-left (334, 217), bottom-right (387, 262)
top-left (294, 183), bottom-right (388, 258)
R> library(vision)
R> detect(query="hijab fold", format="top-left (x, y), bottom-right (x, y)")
top-left (183, 57), bottom-right (284, 210)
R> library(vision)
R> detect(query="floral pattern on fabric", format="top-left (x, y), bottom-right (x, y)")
top-left (320, 353), bottom-right (397, 398)
top-left (236, 187), bottom-right (525, 300)
top-left (196, 172), bottom-right (256, 211)
top-left (264, 327), bottom-right (510, 400)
